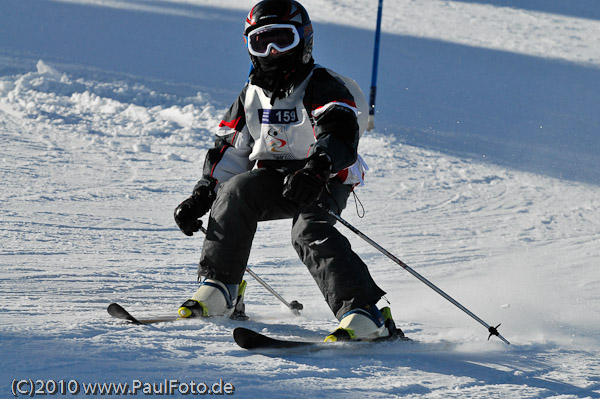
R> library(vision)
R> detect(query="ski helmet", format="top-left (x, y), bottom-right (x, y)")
top-left (244, 0), bottom-right (314, 70)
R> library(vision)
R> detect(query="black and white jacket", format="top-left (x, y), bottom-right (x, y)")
top-left (200, 65), bottom-right (368, 190)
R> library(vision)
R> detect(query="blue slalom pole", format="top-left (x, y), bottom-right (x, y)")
top-left (367, 0), bottom-right (384, 131)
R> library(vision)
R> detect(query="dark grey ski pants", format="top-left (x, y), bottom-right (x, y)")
top-left (198, 167), bottom-right (385, 320)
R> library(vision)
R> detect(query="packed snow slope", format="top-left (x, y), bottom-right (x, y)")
top-left (3, 0), bottom-right (600, 184)
top-left (1, 1), bottom-right (599, 398)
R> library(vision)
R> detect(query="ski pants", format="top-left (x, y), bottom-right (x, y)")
top-left (198, 167), bottom-right (386, 320)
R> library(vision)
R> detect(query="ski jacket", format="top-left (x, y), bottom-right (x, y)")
top-left (200, 65), bottom-right (368, 190)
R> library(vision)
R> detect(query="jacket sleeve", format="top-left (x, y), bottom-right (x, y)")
top-left (305, 68), bottom-right (360, 173)
top-left (199, 86), bottom-right (255, 187)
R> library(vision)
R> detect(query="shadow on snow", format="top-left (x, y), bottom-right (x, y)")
top-left (1, 0), bottom-right (599, 185)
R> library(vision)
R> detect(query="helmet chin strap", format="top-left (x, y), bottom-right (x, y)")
top-left (258, 57), bottom-right (295, 76)
top-left (252, 49), bottom-right (299, 83)
top-left (250, 55), bottom-right (314, 105)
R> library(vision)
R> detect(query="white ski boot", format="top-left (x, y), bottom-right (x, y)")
top-left (178, 279), bottom-right (247, 320)
top-left (324, 305), bottom-right (397, 342)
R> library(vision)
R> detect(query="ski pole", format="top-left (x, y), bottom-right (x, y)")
top-left (319, 203), bottom-right (510, 345)
top-left (199, 225), bottom-right (303, 316)
top-left (244, 267), bottom-right (303, 316)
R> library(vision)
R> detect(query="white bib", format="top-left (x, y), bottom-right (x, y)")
top-left (244, 72), bottom-right (315, 162)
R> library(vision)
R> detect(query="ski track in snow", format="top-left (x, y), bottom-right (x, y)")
top-left (1, 1), bottom-right (600, 398)
top-left (1, 59), bottom-right (599, 399)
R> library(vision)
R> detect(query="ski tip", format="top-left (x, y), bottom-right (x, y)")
top-left (107, 302), bottom-right (144, 325)
top-left (233, 327), bottom-right (262, 349)
top-left (107, 302), bottom-right (125, 316)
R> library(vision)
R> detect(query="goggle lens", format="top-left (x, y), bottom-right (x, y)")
top-left (247, 24), bottom-right (300, 57)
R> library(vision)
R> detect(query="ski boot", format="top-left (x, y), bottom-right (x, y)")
top-left (324, 305), bottom-right (400, 342)
top-left (178, 279), bottom-right (248, 320)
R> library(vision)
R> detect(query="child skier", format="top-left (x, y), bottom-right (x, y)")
top-left (174, 0), bottom-right (396, 341)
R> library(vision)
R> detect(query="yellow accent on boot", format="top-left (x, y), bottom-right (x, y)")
top-left (238, 280), bottom-right (247, 299)
top-left (324, 328), bottom-right (356, 342)
top-left (324, 334), bottom-right (337, 343)
top-left (178, 299), bottom-right (208, 318)
top-left (381, 306), bottom-right (393, 322)
top-left (178, 306), bottom-right (192, 318)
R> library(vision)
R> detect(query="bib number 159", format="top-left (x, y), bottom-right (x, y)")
top-left (260, 109), bottom-right (299, 124)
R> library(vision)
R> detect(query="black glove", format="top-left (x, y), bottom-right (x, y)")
top-left (174, 179), bottom-right (216, 236)
top-left (283, 154), bottom-right (331, 206)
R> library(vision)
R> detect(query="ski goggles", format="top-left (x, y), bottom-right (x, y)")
top-left (246, 24), bottom-right (301, 57)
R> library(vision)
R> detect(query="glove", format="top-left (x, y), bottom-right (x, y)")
top-left (283, 154), bottom-right (331, 206)
top-left (174, 179), bottom-right (216, 236)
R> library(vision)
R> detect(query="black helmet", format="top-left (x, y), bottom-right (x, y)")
top-left (244, 0), bottom-right (314, 72)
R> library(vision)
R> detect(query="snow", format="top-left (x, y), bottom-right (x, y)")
top-left (1, 0), bottom-right (599, 398)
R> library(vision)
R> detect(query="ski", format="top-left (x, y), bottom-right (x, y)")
top-left (233, 327), bottom-right (318, 350)
top-left (107, 302), bottom-right (249, 325)
top-left (233, 327), bottom-right (410, 351)
top-left (107, 303), bottom-right (180, 325)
